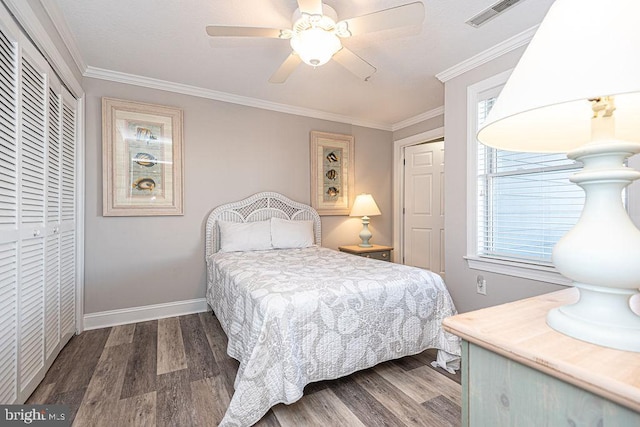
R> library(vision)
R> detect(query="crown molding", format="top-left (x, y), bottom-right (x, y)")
top-left (40, 0), bottom-right (87, 74)
top-left (391, 106), bottom-right (444, 132)
top-left (27, 4), bottom-right (395, 134)
top-left (84, 66), bottom-right (393, 131)
top-left (436, 25), bottom-right (539, 83)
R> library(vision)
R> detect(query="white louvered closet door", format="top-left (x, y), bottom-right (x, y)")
top-left (59, 90), bottom-right (76, 342)
top-left (18, 40), bottom-right (48, 400)
top-left (44, 75), bottom-right (75, 371)
top-left (0, 4), bottom-right (79, 404)
top-left (0, 14), bottom-right (19, 406)
top-left (45, 76), bottom-right (61, 361)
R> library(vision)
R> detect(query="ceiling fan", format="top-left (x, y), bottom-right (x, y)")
top-left (205, 0), bottom-right (425, 83)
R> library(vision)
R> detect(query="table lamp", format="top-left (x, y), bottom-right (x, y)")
top-left (350, 194), bottom-right (381, 247)
top-left (477, 0), bottom-right (640, 351)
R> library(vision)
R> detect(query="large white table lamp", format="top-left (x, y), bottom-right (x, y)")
top-left (477, 0), bottom-right (640, 351)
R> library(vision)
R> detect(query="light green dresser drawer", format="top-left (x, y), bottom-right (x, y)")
top-left (464, 342), bottom-right (640, 426)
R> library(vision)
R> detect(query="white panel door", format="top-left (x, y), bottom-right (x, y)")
top-left (403, 141), bottom-right (445, 277)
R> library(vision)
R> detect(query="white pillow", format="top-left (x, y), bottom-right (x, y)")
top-left (218, 220), bottom-right (272, 252)
top-left (271, 217), bottom-right (315, 249)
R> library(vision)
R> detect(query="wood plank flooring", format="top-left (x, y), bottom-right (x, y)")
top-left (27, 312), bottom-right (461, 426)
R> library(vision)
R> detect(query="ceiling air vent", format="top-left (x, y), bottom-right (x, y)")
top-left (466, 0), bottom-right (525, 28)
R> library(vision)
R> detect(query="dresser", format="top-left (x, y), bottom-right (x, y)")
top-left (443, 289), bottom-right (640, 426)
top-left (338, 244), bottom-right (393, 262)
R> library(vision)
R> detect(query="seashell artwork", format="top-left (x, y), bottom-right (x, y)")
top-left (132, 177), bottom-right (156, 191)
top-left (134, 152), bottom-right (157, 167)
top-left (311, 131), bottom-right (353, 214)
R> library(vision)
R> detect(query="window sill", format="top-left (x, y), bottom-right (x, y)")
top-left (464, 256), bottom-right (572, 286)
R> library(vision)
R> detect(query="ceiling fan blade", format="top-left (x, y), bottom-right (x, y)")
top-left (338, 2), bottom-right (425, 37)
top-left (332, 48), bottom-right (377, 81)
top-left (206, 26), bottom-right (284, 38)
top-left (269, 53), bottom-right (302, 84)
top-left (297, 0), bottom-right (323, 15)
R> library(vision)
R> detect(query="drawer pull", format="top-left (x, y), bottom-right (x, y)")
top-left (382, 253), bottom-right (388, 258)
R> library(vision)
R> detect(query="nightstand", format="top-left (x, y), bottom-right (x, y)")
top-left (338, 244), bottom-right (393, 262)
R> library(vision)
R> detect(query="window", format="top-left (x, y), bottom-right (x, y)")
top-left (465, 71), bottom-right (585, 284)
top-left (476, 99), bottom-right (584, 264)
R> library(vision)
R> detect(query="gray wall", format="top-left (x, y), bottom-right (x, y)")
top-left (84, 78), bottom-right (393, 314)
top-left (392, 114), bottom-right (444, 142)
top-left (442, 47), bottom-right (563, 314)
top-left (45, 0), bottom-right (565, 316)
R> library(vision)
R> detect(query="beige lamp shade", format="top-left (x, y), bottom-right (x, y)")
top-left (477, 0), bottom-right (640, 153)
top-left (350, 194), bottom-right (381, 217)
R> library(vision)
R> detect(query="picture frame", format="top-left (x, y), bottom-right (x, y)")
top-left (102, 97), bottom-right (184, 216)
top-left (310, 131), bottom-right (355, 215)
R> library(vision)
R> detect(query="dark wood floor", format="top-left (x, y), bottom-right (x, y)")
top-left (27, 312), bottom-right (462, 426)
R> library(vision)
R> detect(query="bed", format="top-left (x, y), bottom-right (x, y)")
top-left (205, 192), bottom-right (461, 427)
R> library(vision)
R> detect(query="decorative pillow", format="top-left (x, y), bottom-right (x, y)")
top-left (218, 220), bottom-right (272, 252)
top-left (271, 217), bottom-right (315, 249)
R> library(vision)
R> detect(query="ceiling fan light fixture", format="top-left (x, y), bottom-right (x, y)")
top-left (206, 1), bottom-right (424, 82)
top-left (290, 27), bottom-right (342, 66)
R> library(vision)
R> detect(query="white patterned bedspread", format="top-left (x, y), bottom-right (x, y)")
top-left (206, 246), bottom-right (461, 427)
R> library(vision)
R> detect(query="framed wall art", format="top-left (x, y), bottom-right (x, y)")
top-left (310, 131), bottom-right (355, 215)
top-left (102, 97), bottom-right (184, 216)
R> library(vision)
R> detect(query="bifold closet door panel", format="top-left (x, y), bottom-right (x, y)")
top-left (17, 43), bottom-right (47, 396)
top-left (59, 94), bottom-right (75, 341)
top-left (0, 16), bottom-right (19, 405)
top-left (45, 78), bottom-right (62, 361)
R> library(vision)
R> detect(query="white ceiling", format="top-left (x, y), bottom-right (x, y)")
top-left (51, 0), bottom-right (555, 129)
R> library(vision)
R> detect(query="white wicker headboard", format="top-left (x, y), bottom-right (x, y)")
top-left (205, 192), bottom-right (322, 259)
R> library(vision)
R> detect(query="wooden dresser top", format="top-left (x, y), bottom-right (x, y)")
top-left (443, 288), bottom-right (640, 413)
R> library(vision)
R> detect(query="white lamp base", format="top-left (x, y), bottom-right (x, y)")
top-left (358, 215), bottom-right (373, 247)
top-left (547, 284), bottom-right (640, 352)
top-left (549, 139), bottom-right (640, 352)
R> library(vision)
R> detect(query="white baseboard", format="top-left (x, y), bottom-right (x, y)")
top-left (83, 298), bottom-right (210, 330)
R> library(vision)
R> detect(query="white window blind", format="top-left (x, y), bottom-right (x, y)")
top-left (476, 97), bottom-right (585, 263)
